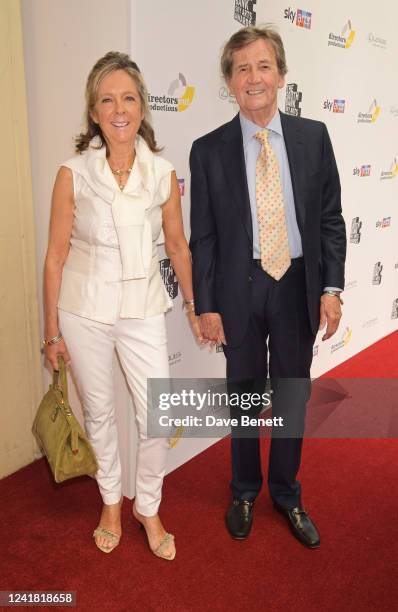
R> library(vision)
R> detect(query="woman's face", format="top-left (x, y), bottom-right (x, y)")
top-left (91, 69), bottom-right (144, 150)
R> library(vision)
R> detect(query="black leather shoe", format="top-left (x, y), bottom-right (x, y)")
top-left (226, 499), bottom-right (254, 539)
top-left (274, 503), bottom-right (320, 548)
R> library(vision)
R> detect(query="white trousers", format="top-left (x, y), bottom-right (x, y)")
top-left (58, 309), bottom-right (170, 515)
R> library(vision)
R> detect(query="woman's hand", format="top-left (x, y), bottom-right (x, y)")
top-left (186, 311), bottom-right (208, 345)
top-left (44, 339), bottom-right (71, 371)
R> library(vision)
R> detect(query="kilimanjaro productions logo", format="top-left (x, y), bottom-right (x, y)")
top-left (313, 344), bottom-right (319, 357)
top-left (283, 7), bottom-right (312, 29)
top-left (178, 178), bottom-right (185, 197)
top-left (219, 86), bottom-right (237, 105)
top-left (376, 217), bottom-right (391, 229)
top-left (380, 158), bottom-right (398, 180)
top-left (148, 73), bottom-right (195, 113)
top-left (372, 262), bottom-right (383, 285)
top-left (350, 217), bottom-right (362, 244)
top-left (323, 99), bottom-right (345, 113)
top-left (331, 326), bottom-right (352, 353)
top-left (358, 99), bottom-right (381, 123)
top-left (392, 299), bottom-right (398, 319)
top-left (353, 165), bottom-right (371, 177)
top-left (159, 258), bottom-right (178, 299)
top-left (234, 0), bottom-right (257, 26)
top-left (285, 83), bottom-right (302, 116)
top-left (368, 33), bottom-right (387, 49)
top-left (328, 20), bottom-right (356, 48)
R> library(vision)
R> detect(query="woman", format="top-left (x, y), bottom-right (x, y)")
top-left (43, 51), bottom-right (202, 559)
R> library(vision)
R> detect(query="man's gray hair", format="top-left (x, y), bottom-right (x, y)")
top-left (221, 25), bottom-right (288, 80)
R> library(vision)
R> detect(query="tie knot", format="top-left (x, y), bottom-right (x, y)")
top-left (255, 129), bottom-right (269, 145)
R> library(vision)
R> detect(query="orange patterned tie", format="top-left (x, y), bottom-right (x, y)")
top-left (255, 129), bottom-right (291, 280)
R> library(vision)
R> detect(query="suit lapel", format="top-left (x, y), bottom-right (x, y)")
top-left (220, 115), bottom-right (253, 244)
top-left (280, 111), bottom-right (306, 232)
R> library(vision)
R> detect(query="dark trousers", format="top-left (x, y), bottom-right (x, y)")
top-left (223, 258), bottom-right (316, 509)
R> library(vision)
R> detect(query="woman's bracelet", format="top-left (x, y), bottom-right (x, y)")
top-left (182, 299), bottom-right (195, 314)
top-left (42, 332), bottom-right (63, 346)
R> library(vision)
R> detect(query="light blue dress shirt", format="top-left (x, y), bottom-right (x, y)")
top-left (240, 110), bottom-right (303, 259)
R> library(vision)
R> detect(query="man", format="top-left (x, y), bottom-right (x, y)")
top-left (189, 26), bottom-right (346, 548)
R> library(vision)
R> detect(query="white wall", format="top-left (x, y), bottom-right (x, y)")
top-left (0, 0), bottom-right (42, 479)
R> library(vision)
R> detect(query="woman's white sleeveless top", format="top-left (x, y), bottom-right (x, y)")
top-left (58, 135), bottom-right (173, 323)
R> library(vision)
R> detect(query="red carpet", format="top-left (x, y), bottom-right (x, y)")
top-left (1, 332), bottom-right (398, 611)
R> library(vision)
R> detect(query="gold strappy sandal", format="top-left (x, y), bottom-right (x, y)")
top-left (93, 526), bottom-right (121, 554)
top-left (132, 505), bottom-right (176, 561)
top-left (152, 532), bottom-right (176, 561)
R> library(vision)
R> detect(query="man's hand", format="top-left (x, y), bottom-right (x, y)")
top-left (200, 313), bottom-right (226, 346)
top-left (319, 294), bottom-right (342, 341)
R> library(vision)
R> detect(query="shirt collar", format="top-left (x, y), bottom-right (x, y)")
top-left (239, 109), bottom-right (282, 147)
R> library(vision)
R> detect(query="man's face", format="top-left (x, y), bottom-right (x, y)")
top-left (228, 38), bottom-right (285, 124)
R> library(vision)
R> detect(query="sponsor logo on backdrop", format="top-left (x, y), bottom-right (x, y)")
top-left (296, 9), bottom-right (312, 29)
top-left (362, 317), bottom-right (378, 329)
top-left (313, 344), bottom-right (319, 357)
top-left (323, 99), bottom-right (345, 113)
top-left (283, 8), bottom-right (312, 29)
top-left (169, 351), bottom-right (182, 367)
top-left (285, 83), bottom-right (302, 116)
top-left (394, 262), bottom-right (398, 270)
top-left (331, 326), bottom-right (352, 353)
top-left (380, 158), bottom-right (398, 180)
top-left (392, 299), bottom-right (398, 319)
top-left (372, 262), bottom-right (383, 285)
top-left (148, 73), bottom-right (195, 113)
top-left (234, 0), bottom-right (257, 26)
top-left (328, 20), bottom-right (356, 48)
top-left (350, 217), bottom-right (362, 244)
top-left (390, 107), bottom-right (398, 118)
top-left (159, 258), bottom-right (179, 299)
top-left (357, 99), bottom-right (381, 123)
top-left (376, 217), bottom-right (391, 229)
top-left (368, 33), bottom-right (387, 49)
top-left (353, 165), bottom-right (371, 177)
top-left (219, 86), bottom-right (237, 105)
top-left (345, 280), bottom-right (358, 291)
top-left (178, 178), bottom-right (185, 196)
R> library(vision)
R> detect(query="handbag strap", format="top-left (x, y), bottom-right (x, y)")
top-left (52, 356), bottom-right (68, 401)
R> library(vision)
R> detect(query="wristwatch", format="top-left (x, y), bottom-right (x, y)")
top-left (323, 290), bottom-right (343, 304)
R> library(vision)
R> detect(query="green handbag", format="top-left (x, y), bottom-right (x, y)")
top-left (32, 356), bottom-right (98, 483)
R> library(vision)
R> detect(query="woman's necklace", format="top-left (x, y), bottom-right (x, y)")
top-left (108, 156), bottom-right (135, 191)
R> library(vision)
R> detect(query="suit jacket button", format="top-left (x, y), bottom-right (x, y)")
top-left (248, 276), bottom-right (253, 282)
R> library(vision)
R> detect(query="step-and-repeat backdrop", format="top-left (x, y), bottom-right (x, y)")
top-left (128, 0), bottom-right (397, 473)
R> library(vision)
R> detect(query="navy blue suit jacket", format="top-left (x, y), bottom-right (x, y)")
top-left (189, 111), bottom-right (346, 347)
